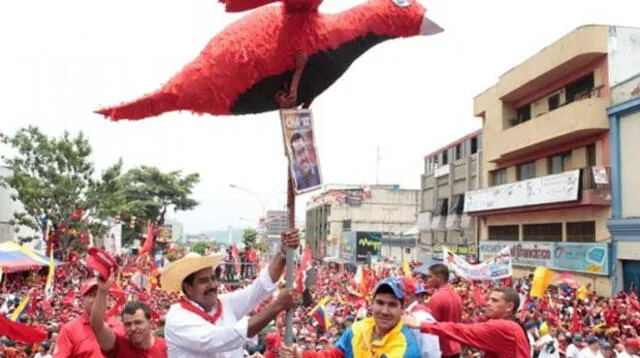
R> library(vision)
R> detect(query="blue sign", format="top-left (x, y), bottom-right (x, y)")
top-left (551, 243), bottom-right (609, 275)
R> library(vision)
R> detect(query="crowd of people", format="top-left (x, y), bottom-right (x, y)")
top-left (1, 233), bottom-right (640, 357)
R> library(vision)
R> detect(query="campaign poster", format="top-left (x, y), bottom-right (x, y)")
top-left (280, 108), bottom-right (323, 194)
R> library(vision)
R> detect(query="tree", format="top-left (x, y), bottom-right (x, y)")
top-left (243, 228), bottom-right (258, 249)
top-left (191, 240), bottom-right (219, 256)
top-left (0, 127), bottom-right (127, 251)
top-left (119, 166), bottom-right (200, 247)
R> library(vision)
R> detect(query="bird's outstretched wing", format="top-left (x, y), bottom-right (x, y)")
top-left (220, 0), bottom-right (322, 13)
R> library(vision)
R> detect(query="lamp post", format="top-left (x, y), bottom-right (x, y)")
top-left (229, 185), bottom-right (286, 244)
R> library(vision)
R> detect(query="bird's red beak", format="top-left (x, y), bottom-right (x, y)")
top-left (419, 17), bottom-right (444, 36)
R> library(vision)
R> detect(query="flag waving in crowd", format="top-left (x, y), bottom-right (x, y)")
top-left (44, 249), bottom-right (55, 300)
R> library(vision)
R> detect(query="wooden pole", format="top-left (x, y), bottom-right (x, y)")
top-left (284, 171), bottom-right (296, 344)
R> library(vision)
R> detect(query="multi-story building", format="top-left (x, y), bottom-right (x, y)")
top-left (305, 184), bottom-right (419, 261)
top-left (418, 130), bottom-right (482, 262)
top-left (466, 25), bottom-right (640, 296)
top-left (262, 210), bottom-right (288, 253)
top-left (159, 219), bottom-right (184, 243)
top-left (606, 72), bottom-right (640, 293)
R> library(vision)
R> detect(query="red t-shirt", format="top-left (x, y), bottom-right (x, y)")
top-left (428, 284), bottom-right (463, 355)
top-left (104, 334), bottom-right (167, 358)
top-left (53, 314), bottom-right (125, 358)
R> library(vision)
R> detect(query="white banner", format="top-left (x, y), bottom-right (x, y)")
top-left (443, 245), bottom-right (512, 281)
top-left (107, 223), bottom-right (122, 255)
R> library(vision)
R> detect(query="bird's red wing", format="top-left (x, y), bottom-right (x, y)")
top-left (220, 0), bottom-right (322, 12)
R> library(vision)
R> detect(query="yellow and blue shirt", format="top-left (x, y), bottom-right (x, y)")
top-left (334, 317), bottom-right (421, 358)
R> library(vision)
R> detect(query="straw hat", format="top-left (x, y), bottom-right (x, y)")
top-left (160, 252), bottom-right (225, 293)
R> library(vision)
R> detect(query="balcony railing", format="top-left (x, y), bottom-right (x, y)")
top-left (508, 85), bottom-right (604, 128)
top-left (581, 166), bottom-right (610, 192)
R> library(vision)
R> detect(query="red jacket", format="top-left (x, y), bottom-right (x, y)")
top-left (420, 319), bottom-right (530, 358)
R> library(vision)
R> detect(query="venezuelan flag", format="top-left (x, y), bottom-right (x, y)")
top-left (44, 250), bottom-right (55, 300)
top-left (10, 295), bottom-right (30, 321)
top-left (308, 297), bottom-right (332, 330)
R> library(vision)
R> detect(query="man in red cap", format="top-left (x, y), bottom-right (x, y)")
top-left (53, 279), bottom-right (125, 358)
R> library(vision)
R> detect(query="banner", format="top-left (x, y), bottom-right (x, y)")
top-left (280, 109), bottom-right (323, 194)
top-left (355, 232), bottom-right (381, 263)
top-left (479, 241), bottom-right (553, 268)
top-left (552, 243), bottom-right (609, 275)
top-left (443, 245), bottom-right (512, 281)
top-left (107, 223), bottom-right (122, 255)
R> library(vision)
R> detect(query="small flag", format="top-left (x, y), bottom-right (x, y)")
top-left (0, 314), bottom-right (47, 344)
top-left (11, 295), bottom-right (31, 321)
top-left (308, 297), bottom-right (332, 330)
top-left (44, 250), bottom-right (55, 300)
top-left (402, 257), bottom-right (412, 277)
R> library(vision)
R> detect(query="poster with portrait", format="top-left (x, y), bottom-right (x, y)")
top-left (280, 108), bottom-right (323, 194)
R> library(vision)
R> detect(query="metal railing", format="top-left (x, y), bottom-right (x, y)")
top-left (581, 166), bottom-right (611, 191)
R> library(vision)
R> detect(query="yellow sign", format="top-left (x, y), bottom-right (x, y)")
top-left (433, 244), bottom-right (476, 255)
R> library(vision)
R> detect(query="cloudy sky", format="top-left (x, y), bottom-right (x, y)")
top-left (0, 0), bottom-right (637, 234)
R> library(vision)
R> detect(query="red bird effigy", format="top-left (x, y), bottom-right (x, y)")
top-left (96, 0), bottom-right (443, 120)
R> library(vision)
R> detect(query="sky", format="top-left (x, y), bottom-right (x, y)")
top-left (0, 0), bottom-right (638, 234)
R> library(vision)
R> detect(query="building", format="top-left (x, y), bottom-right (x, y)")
top-left (305, 184), bottom-right (420, 261)
top-left (0, 166), bottom-right (40, 247)
top-left (467, 25), bottom-right (640, 296)
top-left (606, 72), bottom-right (640, 294)
top-left (262, 210), bottom-right (288, 253)
top-left (419, 129), bottom-right (482, 262)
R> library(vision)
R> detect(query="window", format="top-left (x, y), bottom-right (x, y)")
top-left (548, 152), bottom-right (572, 174)
top-left (516, 104), bottom-right (531, 124)
top-left (491, 169), bottom-right (508, 186)
top-left (449, 195), bottom-right (465, 215)
top-left (548, 93), bottom-right (561, 111)
top-left (523, 223), bottom-right (562, 242)
top-left (442, 150), bottom-right (448, 165)
top-left (566, 73), bottom-right (595, 103)
top-left (455, 143), bottom-right (463, 160)
top-left (587, 143), bottom-right (596, 167)
top-left (342, 219), bottom-right (351, 232)
top-left (517, 161), bottom-right (537, 181)
top-left (489, 225), bottom-right (519, 241)
top-left (434, 198), bottom-right (449, 216)
top-left (405, 248), bottom-right (411, 254)
top-left (566, 221), bottom-right (596, 242)
top-left (470, 136), bottom-right (479, 154)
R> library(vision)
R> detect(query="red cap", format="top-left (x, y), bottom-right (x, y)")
top-left (87, 247), bottom-right (118, 279)
top-left (81, 278), bottom-right (98, 296)
top-left (625, 338), bottom-right (640, 349)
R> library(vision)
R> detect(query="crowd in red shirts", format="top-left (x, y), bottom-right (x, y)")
top-left (1, 253), bottom-right (640, 357)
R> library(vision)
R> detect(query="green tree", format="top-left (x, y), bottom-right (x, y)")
top-left (243, 228), bottom-right (258, 249)
top-left (119, 166), bottom-right (200, 247)
top-left (0, 126), bottom-right (128, 250)
top-left (191, 240), bottom-right (219, 255)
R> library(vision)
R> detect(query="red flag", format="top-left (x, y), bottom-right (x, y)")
top-left (0, 314), bottom-right (47, 344)
top-left (472, 283), bottom-right (487, 306)
top-left (27, 290), bottom-right (38, 316)
top-left (138, 223), bottom-right (155, 257)
top-left (106, 283), bottom-right (127, 319)
top-left (570, 302), bottom-right (582, 334)
top-left (296, 247), bottom-right (312, 294)
top-left (557, 272), bottom-right (579, 289)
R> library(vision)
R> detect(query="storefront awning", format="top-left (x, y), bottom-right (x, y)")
top-left (0, 241), bottom-right (61, 273)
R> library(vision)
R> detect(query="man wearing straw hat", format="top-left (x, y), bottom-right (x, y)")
top-left (161, 230), bottom-right (301, 357)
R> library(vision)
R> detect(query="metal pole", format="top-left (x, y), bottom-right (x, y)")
top-left (284, 171), bottom-right (296, 344)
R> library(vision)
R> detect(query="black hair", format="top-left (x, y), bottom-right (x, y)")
top-left (122, 301), bottom-right (152, 320)
top-left (374, 284), bottom-right (404, 306)
top-left (428, 263), bottom-right (450, 281)
top-left (494, 287), bottom-right (520, 314)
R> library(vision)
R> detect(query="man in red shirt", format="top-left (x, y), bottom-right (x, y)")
top-left (53, 279), bottom-right (125, 357)
top-left (404, 287), bottom-right (530, 358)
top-left (90, 271), bottom-right (167, 357)
top-left (426, 263), bottom-right (462, 358)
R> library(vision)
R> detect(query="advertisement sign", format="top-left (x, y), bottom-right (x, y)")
top-left (280, 109), bottom-right (323, 194)
top-left (342, 232), bottom-right (356, 263)
top-left (464, 169), bottom-right (580, 213)
top-left (355, 232), bottom-right (382, 263)
top-left (479, 241), bottom-right (553, 268)
top-left (552, 243), bottom-right (609, 275)
top-left (480, 241), bottom-right (610, 276)
top-left (443, 246), bottom-right (512, 281)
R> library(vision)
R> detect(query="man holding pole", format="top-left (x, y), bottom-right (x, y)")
top-left (161, 229), bottom-right (301, 357)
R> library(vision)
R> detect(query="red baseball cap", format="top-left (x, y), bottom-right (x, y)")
top-left (87, 247), bottom-right (118, 279)
top-left (81, 278), bottom-right (98, 296)
top-left (625, 338), bottom-right (640, 349)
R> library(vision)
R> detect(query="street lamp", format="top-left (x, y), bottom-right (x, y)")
top-left (229, 184), bottom-right (287, 244)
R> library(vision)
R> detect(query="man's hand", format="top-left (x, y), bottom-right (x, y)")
top-left (274, 289), bottom-right (300, 311)
top-left (281, 229), bottom-right (300, 254)
top-left (403, 314), bottom-right (421, 329)
top-left (96, 269), bottom-right (116, 293)
top-left (279, 344), bottom-right (301, 358)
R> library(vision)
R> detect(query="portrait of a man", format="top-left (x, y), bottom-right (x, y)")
top-left (289, 131), bottom-right (321, 192)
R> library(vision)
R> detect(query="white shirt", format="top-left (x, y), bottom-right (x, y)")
top-left (406, 301), bottom-right (441, 358)
top-left (165, 268), bottom-right (277, 358)
top-left (566, 343), bottom-right (580, 358)
top-left (536, 334), bottom-right (560, 358)
top-left (577, 347), bottom-right (604, 358)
